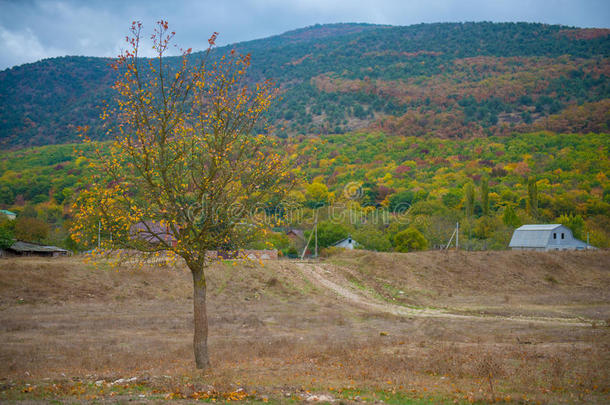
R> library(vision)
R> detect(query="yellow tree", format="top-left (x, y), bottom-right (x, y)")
top-left (71, 21), bottom-right (292, 369)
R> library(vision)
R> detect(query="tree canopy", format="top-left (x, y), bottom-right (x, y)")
top-left (70, 21), bottom-right (293, 369)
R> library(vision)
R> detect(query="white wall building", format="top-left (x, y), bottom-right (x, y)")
top-left (509, 224), bottom-right (591, 251)
top-left (333, 236), bottom-right (359, 250)
top-left (0, 209), bottom-right (16, 220)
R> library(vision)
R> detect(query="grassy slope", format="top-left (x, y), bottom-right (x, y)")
top-left (326, 249), bottom-right (610, 319)
top-left (0, 251), bottom-right (608, 403)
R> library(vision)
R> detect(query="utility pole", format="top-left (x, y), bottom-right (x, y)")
top-left (300, 208), bottom-right (319, 260)
top-left (444, 221), bottom-right (460, 250)
top-left (314, 218), bottom-right (318, 258)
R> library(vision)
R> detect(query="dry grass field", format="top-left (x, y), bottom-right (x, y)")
top-left (0, 250), bottom-right (609, 403)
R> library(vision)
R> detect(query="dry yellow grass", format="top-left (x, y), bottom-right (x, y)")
top-left (0, 250), bottom-right (609, 403)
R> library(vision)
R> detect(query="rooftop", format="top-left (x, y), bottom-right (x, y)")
top-left (515, 224), bottom-right (562, 231)
top-left (9, 241), bottom-right (69, 253)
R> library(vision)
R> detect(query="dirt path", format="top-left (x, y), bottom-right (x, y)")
top-left (295, 262), bottom-right (596, 327)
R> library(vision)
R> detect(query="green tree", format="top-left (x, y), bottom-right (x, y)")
top-left (0, 186), bottom-right (14, 205)
top-left (310, 221), bottom-right (348, 248)
top-left (481, 177), bottom-right (489, 216)
top-left (527, 177), bottom-right (538, 219)
top-left (502, 205), bottom-right (521, 228)
top-left (305, 181), bottom-right (329, 208)
top-left (464, 182), bottom-right (475, 217)
top-left (442, 189), bottom-right (463, 209)
top-left (353, 227), bottom-right (392, 251)
top-left (20, 204), bottom-right (38, 218)
top-left (15, 217), bottom-right (49, 243)
top-left (247, 231), bottom-right (290, 250)
top-left (393, 227), bottom-right (428, 252)
top-left (0, 219), bottom-right (15, 249)
top-left (557, 213), bottom-right (585, 240)
top-left (389, 190), bottom-right (415, 212)
top-left (71, 22), bottom-right (292, 369)
top-left (473, 216), bottom-right (497, 239)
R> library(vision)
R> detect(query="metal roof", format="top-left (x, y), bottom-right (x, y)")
top-left (9, 241), bottom-right (69, 253)
top-left (566, 238), bottom-right (589, 248)
top-left (509, 224), bottom-right (591, 249)
top-left (509, 228), bottom-right (553, 248)
top-left (516, 224), bottom-right (562, 231)
top-left (333, 236), bottom-right (359, 247)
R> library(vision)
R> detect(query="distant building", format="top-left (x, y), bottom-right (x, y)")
top-left (205, 249), bottom-right (278, 260)
top-left (285, 228), bottom-right (307, 253)
top-left (333, 235), bottom-right (359, 250)
top-left (2, 241), bottom-right (71, 257)
top-left (130, 221), bottom-right (176, 246)
top-left (0, 210), bottom-right (16, 220)
top-left (285, 228), bottom-right (305, 241)
top-left (509, 224), bottom-right (591, 251)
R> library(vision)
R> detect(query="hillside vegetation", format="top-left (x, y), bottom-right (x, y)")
top-left (1, 130), bottom-right (608, 251)
top-left (1, 22), bottom-right (609, 147)
top-left (0, 22), bottom-right (609, 253)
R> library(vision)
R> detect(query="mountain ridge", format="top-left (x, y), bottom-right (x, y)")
top-left (1, 21), bottom-right (608, 148)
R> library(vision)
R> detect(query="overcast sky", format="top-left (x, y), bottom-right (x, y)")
top-left (1, 0), bottom-right (608, 70)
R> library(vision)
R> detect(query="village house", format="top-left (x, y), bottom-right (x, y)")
top-left (509, 224), bottom-right (592, 251)
top-left (333, 235), bottom-right (360, 250)
top-left (1, 241), bottom-right (70, 257)
top-left (0, 209), bottom-right (16, 220)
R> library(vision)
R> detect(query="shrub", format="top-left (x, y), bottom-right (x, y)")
top-left (283, 245), bottom-right (299, 258)
top-left (319, 246), bottom-right (342, 257)
top-left (393, 226), bottom-right (428, 252)
top-left (0, 220), bottom-right (15, 249)
top-left (353, 228), bottom-right (392, 252)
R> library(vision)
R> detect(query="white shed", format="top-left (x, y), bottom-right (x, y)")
top-left (0, 209), bottom-right (16, 220)
top-left (509, 224), bottom-right (591, 251)
top-left (333, 235), bottom-right (359, 250)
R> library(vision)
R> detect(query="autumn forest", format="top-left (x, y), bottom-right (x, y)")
top-left (0, 22), bottom-right (609, 252)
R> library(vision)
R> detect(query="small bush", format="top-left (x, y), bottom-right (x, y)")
top-left (393, 226), bottom-right (428, 252)
top-left (319, 246), bottom-right (342, 257)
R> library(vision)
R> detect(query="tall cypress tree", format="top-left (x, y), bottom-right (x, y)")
top-left (503, 205), bottom-right (521, 227)
top-left (527, 177), bottom-right (538, 219)
top-left (481, 177), bottom-right (489, 216)
top-left (464, 182), bottom-right (475, 218)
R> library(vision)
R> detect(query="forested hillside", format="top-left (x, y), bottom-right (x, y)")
top-left (1, 22), bottom-right (609, 147)
top-left (1, 131), bottom-right (608, 251)
top-left (0, 22), bottom-right (609, 252)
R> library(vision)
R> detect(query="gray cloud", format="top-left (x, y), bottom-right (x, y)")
top-left (1, 0), bottom-right (608, 70)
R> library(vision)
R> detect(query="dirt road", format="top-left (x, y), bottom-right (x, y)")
top-left (296, 262), bottom-right (597, 326)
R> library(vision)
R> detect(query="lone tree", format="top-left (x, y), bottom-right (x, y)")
top-left (71, 21), bottom-right (292, 369)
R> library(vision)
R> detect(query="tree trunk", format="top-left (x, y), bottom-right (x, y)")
top-left (191, 267), bottom-right (210, 369)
